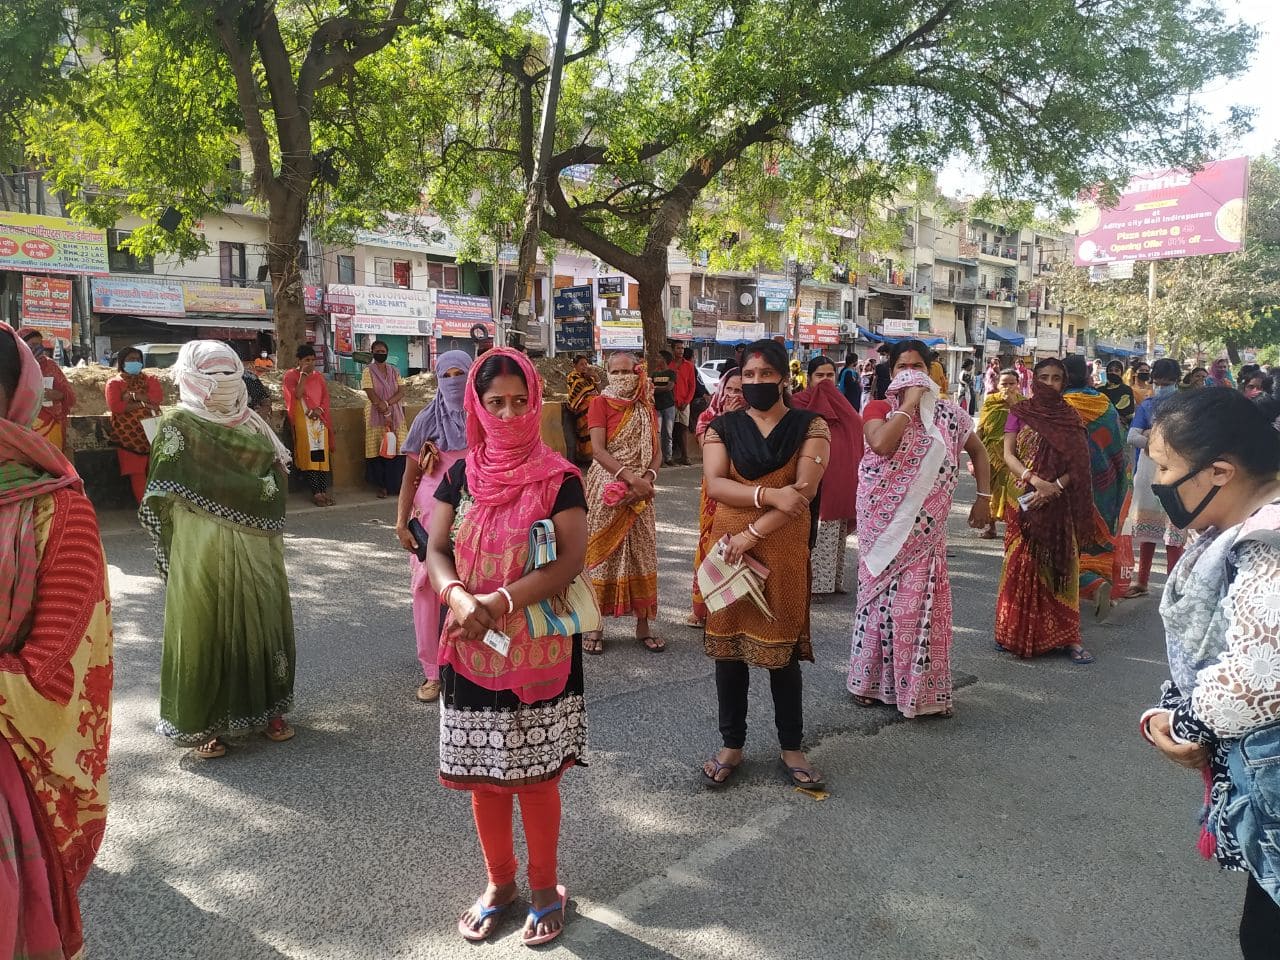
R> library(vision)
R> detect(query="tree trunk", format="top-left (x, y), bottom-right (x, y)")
top-left (267, 220), bottom-right (307, 366)
top-left (634, 258), bottom-right (670, 369)
top-left (512, 183), bottom-right (543, 347)
top-left (1224, 338), bottom-right (1241, 365)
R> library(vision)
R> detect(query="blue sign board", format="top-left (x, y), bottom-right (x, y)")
top-left (555, 321), bottom-right (594, 352)
top-left (553, 284), bottom-right (593, 318)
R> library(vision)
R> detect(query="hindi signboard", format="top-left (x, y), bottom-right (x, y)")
top-left (693, 296), bottom-right (720, 314)
top-left (757, 277), bottom-right (791, 302)
top-left (92, 276), bottom-right (186, 317)
top-left (183, 282), bottom-right (269, 316)
top-left (715, 319), bottom-right (765, 343)
top-left (798, 307), bottom-right (841, 345)
top-left (21, 276), bottom-right (73, 337)
top-left (0, 211), bottom-right (108, 276)
top-left (553, 284), bottom-right (593, 318)
top-left (555, 321), bottom-right (594, 352)
top-left (433, 291), bottom-right (495, 338)
top-left (1073, 157), bottom-right (1249, 266)
top-left (326, 284), bottom-right (431, 335)
top-left (881, 316), bottom-right (918, 337)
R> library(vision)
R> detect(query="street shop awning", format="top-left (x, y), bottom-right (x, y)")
top-left (985, 326), bottom-right (1025, 346)
top-left (147, 314), bottom-right (276, 332)
top-left (856, 325), bottom-right (946, 347)
top-left (1094, 340), bottom-right (1145, 358)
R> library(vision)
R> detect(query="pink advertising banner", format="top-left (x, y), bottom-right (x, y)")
top-left (1073, 157), bottom-right (1248, 266)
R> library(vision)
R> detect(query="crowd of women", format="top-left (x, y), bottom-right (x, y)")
top-left (5, 314), bottom-right (1279, 956)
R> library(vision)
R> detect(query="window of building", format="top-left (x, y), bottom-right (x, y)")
top-left (219, 241), bottom-right (247, 286)
top-left (426, 261), bottom-right (459, 290)
top-left (107, 229), bottom-right (154, 274)
top-left (375, 257), bottom-right (412, 288)
top-left (297, 241), bottom-right (310, 272)
top-left (1068, 324), bottom-right (1076, 338)
top-left (670, 285), bottom-right (682, 309)
top-left (337, 254), bottom-right (356, 284)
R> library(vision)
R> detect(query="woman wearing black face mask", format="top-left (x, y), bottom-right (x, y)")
top-left (362, 340), bottom-right (407, 498)
top-left (1138, 388), bottom-right (1280, 960)
top-left (700, 339), bottom-right (830, 790)
top-left (1100, 360), bottom-right (1136, 428)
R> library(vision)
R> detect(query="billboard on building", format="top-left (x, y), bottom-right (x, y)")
top-left (21, 275), bottom-right (73, 337)
top-left (600, 308), bottom-right (643, 350)
top-left (92, 276), bottom-right (187, 317)
top-left (1073, 157), bottom-right (1248, 266)
top-left (0, 211), bottom-right (108, 276)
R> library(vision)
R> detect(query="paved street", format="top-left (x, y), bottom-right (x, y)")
top-left (84, 467), bottom-right (1240, 960)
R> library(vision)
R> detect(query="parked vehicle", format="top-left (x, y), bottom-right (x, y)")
top-left (698, 358), bottom-right (731, 391)
top-left (129, 343), bottom-right (186, 369)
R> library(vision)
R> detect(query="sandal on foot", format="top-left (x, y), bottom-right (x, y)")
top-left (1121, 585), bottom-right (1149, 599)
top-left (582, 634), bottom-right (604, 655)
top-left (851, 695), bottom-right (878, 707)
top-left (684, 614), bottom-right (705, 628)
top-left (779, 758), bottom-right (825, 792)
top-left (416, 679), bottom-right (441, 703)
top-left (458, 896), bottom-right (516, 942)
top-left (312, 493), bottom-right (328, 507)
top-left (522, 886), bottom-right (568, 947)
top-left (264, 717), bottom-right (295, 742)
top-left (1066, 645), bottom-right (1096, 665)
top-left (194, 738), bottom-right (226, 759)
top-left (638, 635), bottom-right (666, 653)
top-left (702, 757), bottom-right (740, 790)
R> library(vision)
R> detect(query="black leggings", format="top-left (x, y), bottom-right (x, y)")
top-left (302, 469), bottom-right (332, 494)
top-left (715, 658), bottom-right (803, 752)
top-left (1241, 873), bottom-right (1280, 959)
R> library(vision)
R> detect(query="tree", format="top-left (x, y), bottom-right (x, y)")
top-left (425, 0), bottom-right (1254, 362)
top-left (32, 1), bottom-right (422, 361)
top-left (0, 1), bottom-right (71, 171)
top-left (1052, 149), bottom-right (1280, 361)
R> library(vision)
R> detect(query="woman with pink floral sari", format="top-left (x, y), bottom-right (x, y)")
top-left (848, 341), bottom-right (991, 718)
top-left (0, 322), bottom-right (113, 960)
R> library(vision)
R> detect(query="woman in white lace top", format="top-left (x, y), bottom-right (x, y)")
top-left (1137, 387), bottom-right (1280, 959)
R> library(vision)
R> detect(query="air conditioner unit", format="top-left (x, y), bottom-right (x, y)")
top-left (839, 321), bottom-right (857, 335)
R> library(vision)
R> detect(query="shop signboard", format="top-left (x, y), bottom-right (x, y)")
top-left (555, 321), bottom-right (594, 352)
top-left (333, 316), bottom-right (355, 355)
top-left (1074, 157), bottom-right (1249, 266)
top-left (553, 284), bottom-right (593, 318)
top-left (763, 298), bottom-right (788, 312)
top-left (880, 316), bottom-right (918, 337)
top-left (0, 210), bottom-right (108, 276)
top-left (798, 307), bottom-right (841, 345)
top-left (92, 276), bottom-right (187, 317)
top-left (596, 275), bottom-right (625, 298)
top-left (326, 283), bottom-right (431, 335)
top-left (693, 296), bottom-right (720, 314)
top-left (304, 285), bottom-right (324, 313)
top-left (21, 275), bottom-right (73, 338)
top-left (183, 282), bottom-right (269, 315)
top-left (715, 319), bottom-right (765, 343)
top-left (757, 277), bottom-right (791, 302)
top-left (599, 308), bottom-right (643, 350)
top-left (668, 307), bottom-right (693, 338)
top-left (433, 291), bottom-right (495, 338)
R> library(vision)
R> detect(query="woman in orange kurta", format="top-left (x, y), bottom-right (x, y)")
top-left (282, 344), bottom-right (334, 505)
top-left (16, 328), bottom-right (74, 453)
top-left (105, 346), bottom-right (163, 503)
top-left (582, 352), bottom-right (662, 654)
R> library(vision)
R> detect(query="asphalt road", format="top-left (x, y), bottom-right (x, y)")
top-left (82, 467), bottom-right (1243, 960)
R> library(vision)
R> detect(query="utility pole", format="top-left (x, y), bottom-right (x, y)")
top-left (1146, 260), bottom-right (1157, 357)
top-left (513, 0), bottom-right (573, 350)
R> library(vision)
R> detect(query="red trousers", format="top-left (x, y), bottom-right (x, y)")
top-left (471, 780), bottom-right (561, 890)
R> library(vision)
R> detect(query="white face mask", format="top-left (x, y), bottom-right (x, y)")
top-left (260, 352), bottom-right (269, 358)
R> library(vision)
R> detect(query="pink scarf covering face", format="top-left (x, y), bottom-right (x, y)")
top-left (441, 349), bottom-right (582, 703)
top-left (0, 324), bottom-right (79, 653)
top-left (367, 360), bottom-right (404, 430)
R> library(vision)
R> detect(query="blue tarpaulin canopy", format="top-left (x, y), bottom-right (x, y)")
top-left (856, 325), bottom-right (946, 347)
top-left (984, 326), bottom-right (1025, 346)
top-left (1095, 341), bottom-right (1145, 358)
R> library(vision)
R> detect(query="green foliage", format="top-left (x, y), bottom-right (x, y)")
top-left (0, 3), bottom-right (74, 168)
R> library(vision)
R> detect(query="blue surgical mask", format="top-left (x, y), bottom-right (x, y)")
top-left (123, 360), bottom-right (144, 376)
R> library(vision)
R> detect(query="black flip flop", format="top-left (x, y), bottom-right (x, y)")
top-left (702, 757), bottom-right (739, 789)
top-left (779, 758), bottom-right (826, 792)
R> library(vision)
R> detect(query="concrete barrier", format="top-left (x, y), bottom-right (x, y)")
top-left (72, 399), bottom-right (575, 510)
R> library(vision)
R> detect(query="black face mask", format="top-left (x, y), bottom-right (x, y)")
top-left (741, 381), bottom-right (781, 410)
top-left (372, 353), bottom-right (388, 363)
top-left (1151, 465), bottom-right (1220, 529)
top-left (1107, 372), bottom-right (1122, 384)
top-left (1138, 372), bottom-right (1150, 382)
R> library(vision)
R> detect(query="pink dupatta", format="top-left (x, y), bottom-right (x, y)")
top-left (438, 349), bottom-right (582, 703)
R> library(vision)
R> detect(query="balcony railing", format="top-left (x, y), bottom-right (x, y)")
top-left (978, 242), bottom-right (1019, 261)
top-left (978, 287), bottom-right (1016, 303)
top-left (934, 282), bottom-right (977, 302)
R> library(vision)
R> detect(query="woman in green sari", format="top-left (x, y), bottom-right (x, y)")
top-left (141, 340), bottom-right (297, 759)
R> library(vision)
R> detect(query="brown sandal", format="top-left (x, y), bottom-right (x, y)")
top-left (638, 635), bottom-right (667, 653)
top-left (264, 717), bottom-right (295, 742)
top-left (194, 738), bottom-right (226, 759)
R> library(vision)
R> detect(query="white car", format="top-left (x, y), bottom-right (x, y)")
top-left (698, 359), bottom-right (731, 391)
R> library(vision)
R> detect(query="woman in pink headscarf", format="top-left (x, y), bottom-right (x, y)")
top-left (425, 348), bottom-right (588, 947)
top-left (0, 322), bottom-right (113, 960)
top-left (849, 340), bottom-right (991, 718)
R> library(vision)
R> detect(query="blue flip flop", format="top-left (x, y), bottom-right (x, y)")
top-left (458, 896), bottom-right (515, 942)
top-left (522, 885), bottom-right (568, 947)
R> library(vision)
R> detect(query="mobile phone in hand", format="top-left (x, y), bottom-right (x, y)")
top-left (407, 518), bottom-right (429, 562)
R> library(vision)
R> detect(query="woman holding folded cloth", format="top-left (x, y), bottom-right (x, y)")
top-left (699, 339), bottom-right (830, 791)
top-left (425, 348), bottom-right (588, 947)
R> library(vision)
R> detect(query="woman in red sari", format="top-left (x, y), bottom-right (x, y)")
top-left (105, 345), bottom-right (163, 503)
top-left (995, 357), bottom-right (1103, 663)
top-left (283, 344), bottom-right (334, 506)
top-left (0, 323), bottom-right (113, 960)
top-left (16, 328), bottom-right (74, 453)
